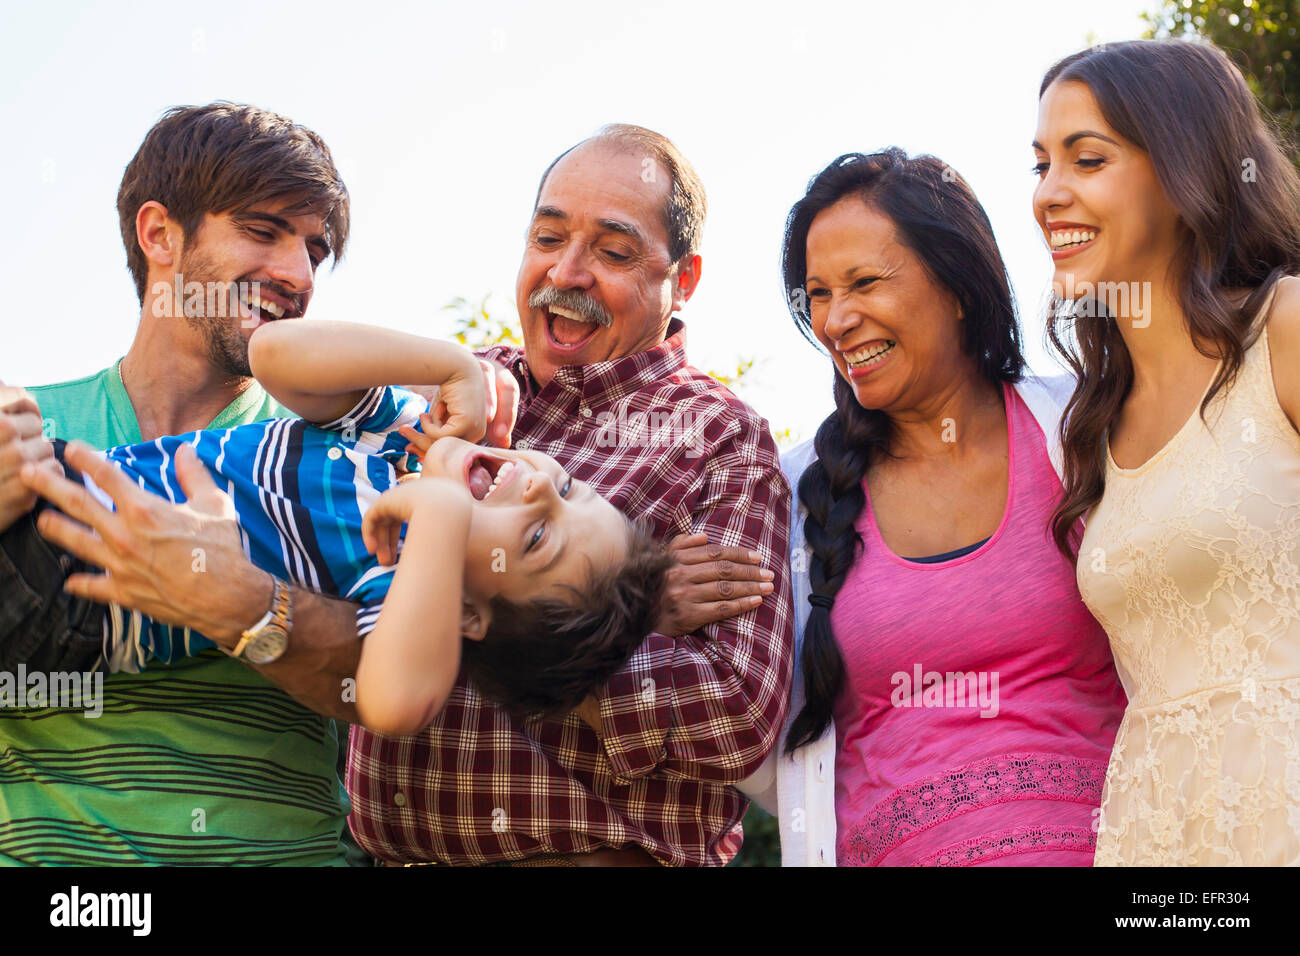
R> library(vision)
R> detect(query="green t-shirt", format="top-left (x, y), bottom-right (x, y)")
top-left (0, 362), bottom-right (353, 866)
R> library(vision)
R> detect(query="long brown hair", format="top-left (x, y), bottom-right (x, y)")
top-left (1044, 40), bottom-right (1300, 555)
top-left (781, 150), bottom-right (1025, 753)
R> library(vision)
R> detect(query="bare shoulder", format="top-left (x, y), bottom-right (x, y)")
top-left (1266, 274), bottom-right (1300, 326)
top-left (1264, 275), bottom-right (1300, 430)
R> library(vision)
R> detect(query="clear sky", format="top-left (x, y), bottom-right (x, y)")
top-left (0, 0), bottom-right (1152, 442)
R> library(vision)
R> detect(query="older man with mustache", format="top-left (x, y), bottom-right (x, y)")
top-left (346, 124), bottom-right (795, 867)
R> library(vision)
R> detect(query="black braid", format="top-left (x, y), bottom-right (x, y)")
top-left (785, 374), bottom-right (893, 754)
top-left (778, 148), bottom-right (1025, 754)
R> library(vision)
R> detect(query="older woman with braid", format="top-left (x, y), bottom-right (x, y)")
top-left (740, 150), bottom-right (1126, 866)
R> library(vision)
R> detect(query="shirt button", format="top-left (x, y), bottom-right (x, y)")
top-left (819, 846), bottom-right (828, 864)
top-left (327, 446), bottom-right (343, 461)
top-left (393, 791), bottom-right (407, 808)
top-left (580, 406), bottom-right (592, 418)
top-left (816, 758), bottom-right (826, 782)
top-left (515, 440), bottom-right (529, 451)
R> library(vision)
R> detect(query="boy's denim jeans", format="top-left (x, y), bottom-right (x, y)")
top-left (0, 440), bottom-right (105, 673)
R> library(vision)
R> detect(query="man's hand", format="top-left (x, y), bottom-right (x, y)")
top-left (19, 440), bottom-right (267, 645)
top-left (0, 382), bottom-right (59, 532)
top-left (20, 439), bottom-right (364, 719)
top-left (655, 533), bottom-right (775, 637)
top-left (404, 358), bottom-right (518, 455)
top-left (478, 358), bottom-right (519, 448)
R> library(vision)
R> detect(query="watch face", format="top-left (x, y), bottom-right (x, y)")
top-left (245, 628), bottom-right (289, 665)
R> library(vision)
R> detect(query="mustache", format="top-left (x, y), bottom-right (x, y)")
top-left (528, 287), bottom-right (612, 328)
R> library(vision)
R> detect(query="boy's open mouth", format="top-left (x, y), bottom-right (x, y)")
top-left (463, 452), bottom-right (519, 501)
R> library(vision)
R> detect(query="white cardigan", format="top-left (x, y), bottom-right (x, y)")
top-left (736, 373), bottom-right (1076, 866)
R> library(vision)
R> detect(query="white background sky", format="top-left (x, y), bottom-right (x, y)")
top-left (0, 0), bottom-right (1153, 442)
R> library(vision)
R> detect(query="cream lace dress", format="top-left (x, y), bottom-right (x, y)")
top-left (1078, 285), bottom-right (1300, 866)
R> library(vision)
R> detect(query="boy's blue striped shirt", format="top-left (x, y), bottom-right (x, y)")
top-left (92, 386), bottom-right (428, 671)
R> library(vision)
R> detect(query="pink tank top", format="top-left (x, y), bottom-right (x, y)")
top-left (831, 382), bottom-right (1126, 866)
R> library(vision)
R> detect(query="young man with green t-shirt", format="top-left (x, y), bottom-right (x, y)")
top-left (0, 103), bottom-right (368, 865)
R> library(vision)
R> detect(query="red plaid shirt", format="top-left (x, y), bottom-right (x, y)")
top-left (347, 319), bottom-right (794, 865)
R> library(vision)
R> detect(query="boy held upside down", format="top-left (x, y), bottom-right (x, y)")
top-left (1, 321), bottom-right (762, 735)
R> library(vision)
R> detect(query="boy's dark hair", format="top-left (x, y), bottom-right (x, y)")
top-left (461, 520), bottom-right (672, 718)
top-left (117, 102), bottom-right (350, 302)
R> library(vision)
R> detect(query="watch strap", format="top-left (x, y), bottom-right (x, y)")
top-left (231, 576), bottom-right (293, 659)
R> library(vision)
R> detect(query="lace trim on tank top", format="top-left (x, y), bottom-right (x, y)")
top-left (911, 824), bottom-right (1098, 866)
top-left (841, 752), bottom-right (1107, 866)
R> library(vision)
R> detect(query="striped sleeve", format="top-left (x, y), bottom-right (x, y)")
top-left (347, 564), bottom-right (397, 638)
top-left (319, 386), bottom-right (429, 438)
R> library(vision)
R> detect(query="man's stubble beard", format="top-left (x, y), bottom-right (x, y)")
top-left (176, 248), bottom-right (254, 378)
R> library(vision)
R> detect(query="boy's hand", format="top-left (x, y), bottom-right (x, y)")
top-left (401, 359), bottom-right (518, 458)
top-left (397, 356), bottom-right (488, 461)
top-left (654, 533), bottom-right (775, 637)
top-left (429, 357), bottom-right (489, 444)
top-left (363, 476), bottom-right (472, 566)
top-left (398, 412), bottom-right (441, 463)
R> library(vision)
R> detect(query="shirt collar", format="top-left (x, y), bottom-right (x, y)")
top-left (504, 317), bottom-right (696, 408)
top-left (538, 317), bottom-right (689, 407)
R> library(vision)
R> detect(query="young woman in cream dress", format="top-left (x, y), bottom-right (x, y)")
top-left (1032, 40), bottom-right (1300, 865)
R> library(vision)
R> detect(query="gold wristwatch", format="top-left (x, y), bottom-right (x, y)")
top-left (230, 576), bottom-right (293, 664)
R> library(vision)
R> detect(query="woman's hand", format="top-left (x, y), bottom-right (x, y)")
top-left (362, 476), bottom-right (472, 566)
top-left (654, 532), bottom-right (776, 637)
